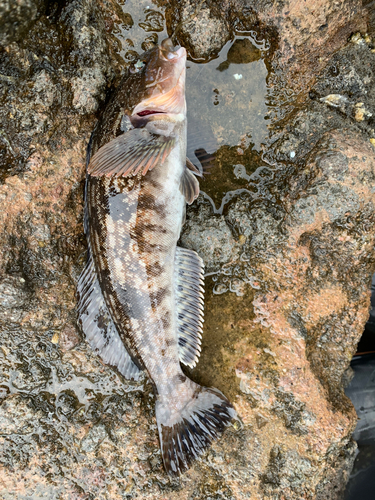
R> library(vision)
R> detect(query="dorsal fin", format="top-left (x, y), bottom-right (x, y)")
top-left (179, 167), bottom-right (200, 204)
top-left (88, 127), bottom-right (175, 178)
top-left (174, 247), bottom-right (205, 368)
top-left (77, 256), bottom-right (142, 381)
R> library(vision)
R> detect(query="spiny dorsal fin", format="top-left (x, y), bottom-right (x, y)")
top-left (88, 128), bottom-right (175, 178)
top-left (180, 167), bottom-right (200, 204)
top-left (77, 256), bottom-right (142, 381)
top-left (174, 247), bottom-right (204, 368)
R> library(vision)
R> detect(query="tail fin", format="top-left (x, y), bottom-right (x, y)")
top-left (155, 379), bottom-right (237, 476)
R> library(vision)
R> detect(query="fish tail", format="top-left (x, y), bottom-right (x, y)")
top-left (155, 379), bottom-right (237, 476)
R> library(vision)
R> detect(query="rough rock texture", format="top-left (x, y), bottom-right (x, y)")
top-left (0, 0), bottom-right (112, 180)
top-left (0, 0), bottom-right (375, 499)
top-left (168, 0), bottom-right (369, 94)
top-left (251, 0), bottom-right (368, 92)
top-left (366, 0), bottom-right (375, 35)
top-left (0, 0), bottom-right (49, 44)
top-left (166, 0), bottom-right (232, 60)
top-left (180, 128), bottom-right (375, 499)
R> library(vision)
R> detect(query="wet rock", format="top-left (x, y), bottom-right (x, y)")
top-left (80, 424), bottom-right (108, 452)
top-left (182, 127), bottom-right (373, 499)
top-left (253, 0), bottom-right (368, 91)
top-left (0, 276), bottom-right (27, 309)
top-left (179, 34), bottom-right (375, 500)
top-left (0, 0), bottom-right (112, 180)
top-left (166, 1), bottom-right (231, 60)
top-left (0, 1), bottom-right (374, 499)
top-left (0, 0), bottom-right (49, 45)
top-left (172, 0), bottom-right (368, 94)
top-left (180, 202), bottom-right (241, 272)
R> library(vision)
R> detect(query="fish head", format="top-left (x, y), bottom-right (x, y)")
top-left (129, 38), bottom-right (187, 127)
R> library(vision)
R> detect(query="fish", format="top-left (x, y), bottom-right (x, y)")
top-left (77, 38), bottom-right (237, 476)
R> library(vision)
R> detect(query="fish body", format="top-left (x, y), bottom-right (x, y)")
top-left (77, 39), bottom-right (236, 475)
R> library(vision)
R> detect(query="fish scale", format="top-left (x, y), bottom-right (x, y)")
top-left (88, 158), bottom-right (185, 390)
top-left (77, 37), bottom-right (237, 476)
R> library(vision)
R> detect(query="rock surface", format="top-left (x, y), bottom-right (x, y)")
top-left (168, 0), bottom-right (369, 93)
top-left (0, 0), bottom-right (375, 499)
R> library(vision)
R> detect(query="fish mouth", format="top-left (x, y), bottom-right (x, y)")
top-left (131, 40), bottom-right (186, 121)
top-left (159, 41), bottom-right (186, 62)
top-left (132, 69), bottom-right (186, 118)
top-left (136, 110), bottom-right (166, 117)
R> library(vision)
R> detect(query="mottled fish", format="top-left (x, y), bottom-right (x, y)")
top-left (77, 38), bottom-right (237, 475)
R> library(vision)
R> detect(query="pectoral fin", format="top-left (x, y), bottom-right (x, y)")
top-left (88, 128), bottom-right (175, 178)
top-left (180, 166), bottom-right (200, 204)
top-left (186, 157), bottom-right (202, 176)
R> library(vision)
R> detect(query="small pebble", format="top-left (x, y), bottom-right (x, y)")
top-left (354, 103), bottom-right (372, 122)
top-left (263, 347), bottom-right (276, 357)
top-left (290, 151), bottom-right (296, 158)
top-left (60, 325), bottom-right (80, 350)
top-left (233, 74), bottom-right (243, 80)
top-left (320, 94), bottom-right (348, 108)
top-left (350, 32), bottom-right (366, 45)
top-left (51, 332), bottom-right (59, 344)
top-left (232, 419), bottom-right (243, 431)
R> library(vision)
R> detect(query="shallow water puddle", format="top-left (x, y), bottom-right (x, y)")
top-left (186, 33), bottom-right (271, 212)
top-left (110, 0), bottom-right (274, 212)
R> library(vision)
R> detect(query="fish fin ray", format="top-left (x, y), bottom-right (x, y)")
top-left (175, 247), bottom-right (204, 368)
top-left (156, 381), bottom-right (237, 476)
top-left (179, 167), bottom-right (200, 205)
top-left (77, 256), bottom-right (142, 381)
top-left (88, 128), bottom-right (175, 178)
top-left (186, 157), bottom-right (203, 177)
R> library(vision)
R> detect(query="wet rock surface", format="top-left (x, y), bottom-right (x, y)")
top-left (0, 0), bottom-right (49, 45)
top-left (166, 0), bottom-right (231, 61)
top-left (0, 0), bottom-right (112, 180)
top-left (1, 0), bottom-right (375, 499)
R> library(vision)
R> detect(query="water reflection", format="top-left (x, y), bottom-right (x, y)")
top-left (110, 1), bottom-right (273, 211)
top-left (108, 0), bottom-right (276, 296)
top-left (110, 0), bottom-right (167, 61)
top-left (186, 33), bottom-right (270, 154)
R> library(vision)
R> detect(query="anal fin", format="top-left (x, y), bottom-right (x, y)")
top-left (174, 247), bottom-right (205, 368)
top-left (77, 257), bottom-right (142, 381)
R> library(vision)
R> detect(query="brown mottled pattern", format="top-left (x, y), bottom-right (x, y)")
top-left (86, 120), bottom-right (187, 395)
top-left (80, 41), bottom-right (237, 476)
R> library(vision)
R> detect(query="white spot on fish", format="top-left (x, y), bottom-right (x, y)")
top-left (107, 217), bottom-right (116, 233)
